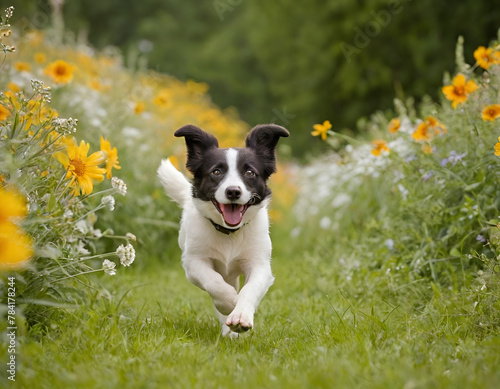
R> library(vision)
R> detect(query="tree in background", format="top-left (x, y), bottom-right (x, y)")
top-left (242, 0), bottom-right (500, 153)
top-left (15, 0), bottom-right (500, 156)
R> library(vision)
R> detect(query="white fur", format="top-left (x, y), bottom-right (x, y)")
top-left (157, 159), bottom-right (191, 206)
top-left (214, 148), bottom-right (252, 205)
top-left (157, 156), bottom-right (275, 338)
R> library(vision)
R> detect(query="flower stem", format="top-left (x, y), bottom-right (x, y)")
top-left (327, 130), bottom-right (363, 146)
top-left (47, 268), bottom-right (104, 284)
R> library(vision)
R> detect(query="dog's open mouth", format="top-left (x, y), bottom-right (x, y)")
top-left (211, 199), bottom-right (249, 227)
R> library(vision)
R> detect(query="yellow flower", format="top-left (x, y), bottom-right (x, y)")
top-left (186, 80), bottom-right (209, 94)
top-left (56, 138), bottom-right (107, 196)
top-left (0, 188), bottom-right (32, 268)
top-left (34, 52), bottom-right (47, 64)
top-left (89, 79), bottom-right (101, 91)
top-left (14, 62), bottom-right (31, 72)
top-left (7, 82), bottom-right (20, 93)
top-left (44, 60), bottom-right (76, 84)
top-left (0, 104), bottom-right (10, 121)
top-left (425, 117), bottom-right (447, 133)
top-left (388, 118), bottom-right (400, 133)
top-left (412, 117), bottom-right (447, 142)
top-left (474, 46), bottom-right (500, 70)
top-left (494, 137), bottom-right (500, 157)
top-left (412, 124), bottom-right (430, 142)
top-left (441, 74), bottom-right (478, 109)
top-left (422, 144), bottom-right (433, 154)
top-left (3, 90), bottom-right (16, 101)
top-left (371, 140), bottom-right (390, 156)
top-left (88, 79), bottom-right (109, 92)
top-left (0, 188), bottom-right (27, 223)
top-left (153, 89), bottom-right (171, 108)
top-left (168, 155), bottom-right (181, 170)
top-left (54, 134), bottom-right (77, 149)
top-left (134, 101), bottom-right (146, 115)
top-left (100, 136), bottom-right (121, 179)
top-left (0, 222), bottom-right (33, 268)
top-left (482, 104), bottom-right (500, 122)
top-left (311, 120), bottom-right (332, 141)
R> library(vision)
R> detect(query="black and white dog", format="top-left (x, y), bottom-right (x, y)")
top-left (158, 124), bottom-right (289, 338)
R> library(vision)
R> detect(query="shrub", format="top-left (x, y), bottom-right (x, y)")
top-left (297, 34), bottom-right (500, 293)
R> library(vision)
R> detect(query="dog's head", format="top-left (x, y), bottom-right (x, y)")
top-left (175, 124), bottom-right (289, 230)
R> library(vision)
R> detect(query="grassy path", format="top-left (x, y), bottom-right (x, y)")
top-left (10, 240), bottom-right (500, 389)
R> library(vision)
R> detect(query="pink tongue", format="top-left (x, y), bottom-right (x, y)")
top-left (220, 204), bottom-right (245, 226)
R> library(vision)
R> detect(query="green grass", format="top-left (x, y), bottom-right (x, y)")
top-left (7, 235), bottom-right (500, 389)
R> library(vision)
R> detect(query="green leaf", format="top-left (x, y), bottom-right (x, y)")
top-left (464, 182), bottom-right (482, 191)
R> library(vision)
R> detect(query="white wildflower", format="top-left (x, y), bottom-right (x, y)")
top-left (397, 184), bottom-right (409, 200)
top-left (91, 227), bottom-right (103, 238)
top-left (41, 193), bottom-right (51, 203)
top-left (319, 216), bottom-right (331, 229)
top-left (393, 170), bottom-right (405, 183)
top-left (52, 117), bottom-right (78, 135)
top-left (125, 232), bottom-right (137, 242)
top-left (111, 177), bottom-right (127, 196)
top-left (101, 195), bottom-right (115, 211)
top-left (290, 226), bottom-right (301, 238)
top-left (75, 219), bottom-right (89, 234)
top-left (5, 6), bottom-right (14, 19)
top-left (116, 243), bottom-right (135, 266)
top-left (102, 259), bottom-right (117, 276)
top-left (76, 241), bottom-right (90, 255)
top-left (399, 117), bottom-right (416, 135)
top-left (31, 79), bottom-right (51, 102)
top-left (121, 126), bottom-right (141, 147)
top-left (331, 193), bottom-right (351, 208)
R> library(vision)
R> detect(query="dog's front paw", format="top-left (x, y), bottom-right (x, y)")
top-left (226, 310), bottom-right (253, 333)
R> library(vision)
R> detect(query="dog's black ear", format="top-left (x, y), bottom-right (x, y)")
top-left (245, 124), bottom-right (289, 177)
top-left (175, 125), bottom-right (219, 173)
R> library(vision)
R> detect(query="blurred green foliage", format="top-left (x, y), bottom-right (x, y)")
top-left (13, 0), bottom-right (500, 156)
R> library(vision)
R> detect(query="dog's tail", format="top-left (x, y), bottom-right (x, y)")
top-left (157, 158), bottom-right (191, 206)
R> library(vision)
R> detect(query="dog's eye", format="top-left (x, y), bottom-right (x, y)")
top-left (245, 169), bottom-right (256, 177)
top-left (212, 169), bottom-right (222, 176)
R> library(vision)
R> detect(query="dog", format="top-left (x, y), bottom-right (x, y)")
top-left (157, 124), bottom-right (289, 337)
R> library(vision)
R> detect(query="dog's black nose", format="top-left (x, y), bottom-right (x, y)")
top-left (225, 186), bottom-right (242, 200)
